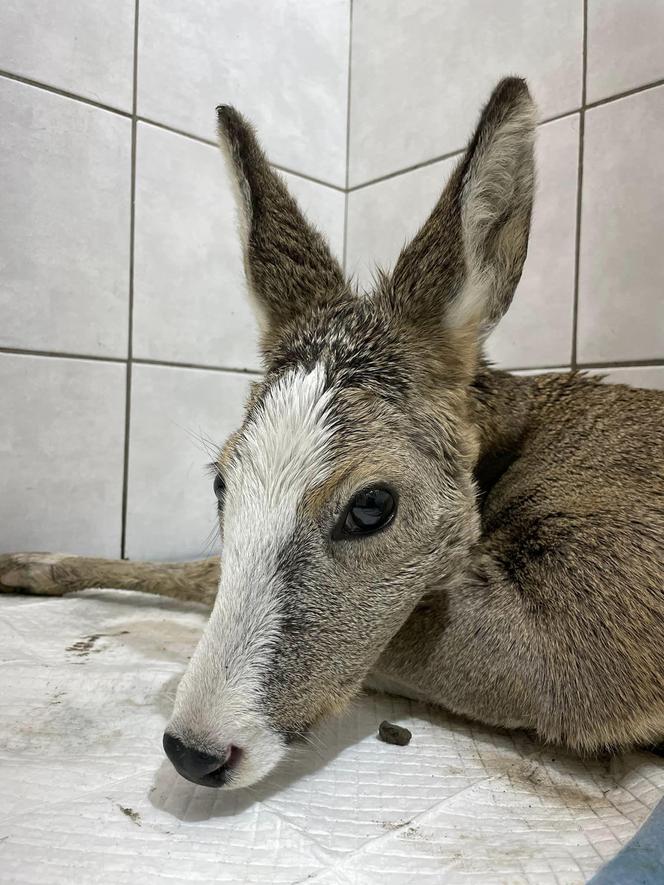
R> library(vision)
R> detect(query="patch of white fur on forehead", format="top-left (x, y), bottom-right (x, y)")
top-left (234, 360), bottom-right (336, 506)
top-left (168, 362), bottom-right (336, 788)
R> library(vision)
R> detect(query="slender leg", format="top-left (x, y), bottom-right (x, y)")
top-left (0, 552), bottom-right (219, 608)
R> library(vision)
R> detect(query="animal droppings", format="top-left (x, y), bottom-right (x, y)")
top-left (378, 720), bottom-right (412, 746)
top-left (117, 804), bottom-right (141, 826)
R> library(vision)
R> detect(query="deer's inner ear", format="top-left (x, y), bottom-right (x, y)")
top-left (386, 77), bottom-right (536, 371)
top-left (216, 106), bottom-right (346, 338)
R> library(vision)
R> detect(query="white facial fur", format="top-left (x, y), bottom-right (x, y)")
top-left (168, 363), bottom-right (335, 788)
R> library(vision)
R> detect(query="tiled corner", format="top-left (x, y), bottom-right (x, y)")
top-left (0, 0), bottom-right (135, 110)
top-left (487, 114), bottom-right (579, 369)
top-left (133, 123), bottom-right (345, 370)
top-left (587, 0), bottom-right (664, 103)
top-left (0, 78), bottom-right (131, 357)
top-left (125, 363), bottom-right (253, 561)
top-left (0, 353), bottom-right (126, 556)
top-left (577, 86), bottom-right (664, 364)
top-left (137, 0), bottom-right (350, 186)
top-left (586, 366), bottom-right (664, 391)
top-left (345, 153), bottom-right (458, 287)
top-left (348, 0), bottom-right (582, 186)
top-left (133, 122), bottom-right (260, 370)
top-left (345, 114), bottom-right (579, 369)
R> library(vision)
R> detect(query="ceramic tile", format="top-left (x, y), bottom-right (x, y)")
top-left (0, 0), bottom-right (134, 110)
top-left (577, 87), bottom-right (664, 363)
top-left (585, 366), bottom-right (664, 391)
top-left (125, 363), bottom-right (253, 561)
top-left (0, 78), bottom-right (131, 357)
top-left (0, 353), bottom-right (125, 556)
top-left (587, 0), bottom-right (664, 102)
top-left (137, 0), bottom-right (350, 186)
top-left (348, 0), bottom-right (582, 185)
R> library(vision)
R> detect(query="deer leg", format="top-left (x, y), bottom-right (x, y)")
top-left (0, 552), bottom-right (219, 608)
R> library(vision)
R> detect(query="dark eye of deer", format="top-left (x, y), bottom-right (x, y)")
top-left (213, 473), bottom-right (226, 510)
top-left (336, 487), bottom-right (397, 539)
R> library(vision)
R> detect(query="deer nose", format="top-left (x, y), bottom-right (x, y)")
top-left (162, 732), bottom-right (239, 787)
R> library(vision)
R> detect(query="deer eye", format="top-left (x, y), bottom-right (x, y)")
top-left (213, 472), bottom-right (226, 510)
top-left (334, 486), bottom-right (397, 540)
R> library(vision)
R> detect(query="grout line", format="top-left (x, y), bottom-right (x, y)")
top-left (345, 0), bottom-right (354, 191)
top-left (271, 162), bottom-right (346, 192)
top-left (136, 114), bottom-right (217, 147)
top-left (137, 114), bottom-right (346, 192)
top-left (342, 0), bottom-right (354, 272)
top-left (507, 364), bottom-right (571, 373)
top-left (585, 75), bottom-right (664, 112)
top-left (133, 358), bottom-right (262, 376)
top-left (539, 106), bottom-right (581, 126)
top-left (0, 346), bottom-right (263, 376)
top-left (2, 64), bottom-right (662, 196)
top-left (0, 67), bottom-right (132, 116)
top-left (1, 345), bottom-right (659, 374)
top-left (570, 0), bottom-right (588, 370)
top-left (342, 190), bottom-right (350, 275)
top-left (120, 0), bottom-right (141, 561)
top-left (0, 346), bottom-right (126, 364)
top-left (508, 359), bottom-right (664, 373)
top-left (575, 358), bottom-right (664, 370)
top-left (347, 107), bottom-right (585, 193)
top-left (347, 146), bottom-right (464, 192)
top-left (0, 70), bottom-right (344, 192)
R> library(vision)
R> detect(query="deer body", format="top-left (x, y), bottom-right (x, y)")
top-left (2, 79), bottom-right (663, 788)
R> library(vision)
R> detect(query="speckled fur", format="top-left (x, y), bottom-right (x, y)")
top-left (1, 79), bottom-right (662, 763)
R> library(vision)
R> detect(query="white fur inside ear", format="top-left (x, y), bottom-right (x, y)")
top-left (448, 99), bottom-right (536, 335)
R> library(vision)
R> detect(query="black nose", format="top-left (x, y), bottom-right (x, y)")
top-left (162, 732), bottom-right (236, 787)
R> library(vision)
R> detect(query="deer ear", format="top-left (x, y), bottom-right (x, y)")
top-left (216, 106), bottom-right (345, 337)
top-left (388, 78), bottom-right (536, 348)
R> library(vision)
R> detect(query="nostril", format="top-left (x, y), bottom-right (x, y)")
top-left (227, 744), bottom-right (242, 768)
top-left (162, 732), bottom-right (241, 788)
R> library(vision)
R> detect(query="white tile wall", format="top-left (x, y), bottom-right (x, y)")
top-left (125, 364), bottom-right (253, 561)
top-left (587, 366), bottom-right (664, 391)
top-left (0, 78), bottom-right (131, 357)
top-left (348, 0), bottom-right (583, 186)
top-left (587, 0), bottom-right (664, 103)
top-left (0, 354), bottom-right (126, 556)
top-left (137, 0), bottom-right (350, 186)
top-left (0, 1), bottom-right (662, 558)
top-left (577, 86), bottom-right (664, 364)
top-left (0, 0), bottom-right (135, 110)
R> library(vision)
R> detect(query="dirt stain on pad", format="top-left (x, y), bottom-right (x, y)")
top-left (117, 805), bottom-right (141, 826)
top-left (112, 619), bottom-right (201, 663)
top-left (66, 631), bottom-right (129, 656)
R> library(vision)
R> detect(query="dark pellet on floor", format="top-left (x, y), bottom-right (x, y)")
top-left (378, 720), bottom-right (412, 746)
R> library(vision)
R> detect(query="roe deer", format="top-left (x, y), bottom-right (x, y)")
top-left (1, 79), bottom-right (663, 791)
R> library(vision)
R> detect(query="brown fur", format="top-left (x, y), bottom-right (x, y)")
top-left (2, 78), bottom-right (662, 759)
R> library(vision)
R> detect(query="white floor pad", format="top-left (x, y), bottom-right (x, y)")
top-left (1, 589), bottom-right (662, 884)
